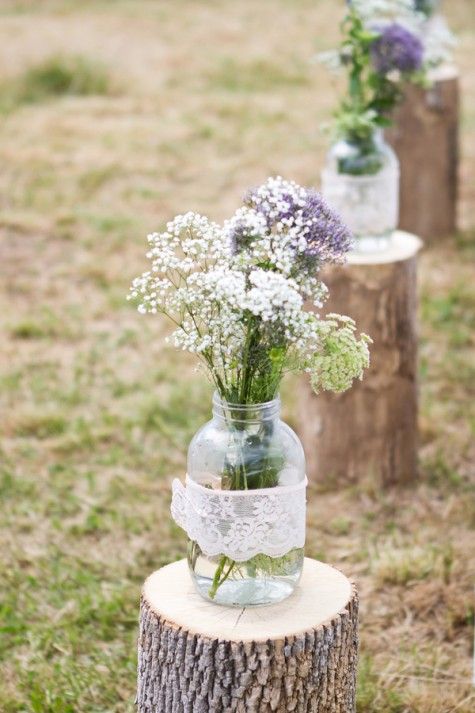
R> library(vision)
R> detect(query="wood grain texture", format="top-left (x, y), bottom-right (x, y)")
top-left (137, 558), bottom-right (359, 713)
top-left (386, 66), bottom-right (459, 241)
top-left (299, 232), bottom-right (422, 487)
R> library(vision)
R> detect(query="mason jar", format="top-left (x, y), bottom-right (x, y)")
top-left (321, 130), bottom-right (399, 253)
top-left (415, 0), bottom-right (440, 16)
top-left (171, 393), bottom-right (306, 607)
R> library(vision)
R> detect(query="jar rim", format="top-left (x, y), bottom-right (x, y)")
top-left (212, 392), bottom-right (281, 422)
top-left (212, 391), bottom-right (281, 411)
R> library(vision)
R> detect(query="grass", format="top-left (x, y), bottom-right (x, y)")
top-left (0, 55), bottom-right (113, 113)
top-left (0, 0), bottom-right (474, 711)
top-left (371, 543), bottom-right (450, 586)
top-left (357, 656), bottom-right (405, 713)
top-left (208, 57), bottom-right (310, 92)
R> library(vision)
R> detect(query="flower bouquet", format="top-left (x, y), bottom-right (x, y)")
top-left (129, 177), bottom-right (371, 606)
top-left (320, 0), bottom-right (439, 251)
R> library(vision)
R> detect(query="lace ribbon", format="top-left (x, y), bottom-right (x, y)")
top-left (171, 475), bottom-right (307, 562)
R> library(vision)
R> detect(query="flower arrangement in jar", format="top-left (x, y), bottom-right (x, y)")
top-left (129, 177), bottom-right (371, 606)
top-left (319, 0), bottom-right (453, 252)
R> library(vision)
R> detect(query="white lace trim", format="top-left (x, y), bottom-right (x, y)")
top-left (321, 163), bottom-right (399, 239)
top-left (171, 475), bottom-right (307, 562)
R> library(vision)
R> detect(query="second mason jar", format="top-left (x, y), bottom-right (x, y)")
top-left (321, 129), bottom-right (400, 253)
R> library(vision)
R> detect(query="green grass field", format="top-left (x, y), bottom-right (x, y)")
top-left (0, 1), bottom-right (474, 711)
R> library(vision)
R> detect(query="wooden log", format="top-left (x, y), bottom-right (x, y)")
top-left (137, 557), bottom-right (359, 713)
top-left (298, 232), bottom-right (422, 488)
top-left (386, 65), bottom-right (459, 241)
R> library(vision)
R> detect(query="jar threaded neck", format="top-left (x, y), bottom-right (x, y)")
top-left (212, 393), bottom-right (281, 423)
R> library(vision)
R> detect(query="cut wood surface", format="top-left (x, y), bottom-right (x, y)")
top-left (299, 231), bottom-right (422, 487)
top-left (386, 65), bottom-right (459, 241)
top-left (137, 557), bottom-right (359, 712)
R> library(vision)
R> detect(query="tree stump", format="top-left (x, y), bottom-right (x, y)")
top-left (386, 65), bottom-right (459, 241)
top-left (137, 557), bottom-right (359, 713)
top-left (299, 231), bottom-right (422, 487)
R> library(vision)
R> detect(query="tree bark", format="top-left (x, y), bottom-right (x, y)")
top-left (137, 558), bottom-right (359, 713)
top-left (386, 65), bottom-right (459, 241)
top-left (299, 232), bottom-right (422, 488)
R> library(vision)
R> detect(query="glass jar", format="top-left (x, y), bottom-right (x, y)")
top-left (321, 130), bottom-right (399, 253)
top-left (415, 0), bottom-right (440, 17)
top-left (184, 394), bottom-right (306, 607)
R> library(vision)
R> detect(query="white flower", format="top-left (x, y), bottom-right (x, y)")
top-left (351, 0), bottom-right (421, 27)
top-left (242, 270), bottom-right (303, 323)
top-left (423, 15), bottom-right (456, 68)
top-left (128, 178), bottom-right (370, 399)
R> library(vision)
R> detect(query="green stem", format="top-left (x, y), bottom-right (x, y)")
top-left (208, 556), bottom-right (236, 599)
top-left (239, 321), bottom-right (256, 403)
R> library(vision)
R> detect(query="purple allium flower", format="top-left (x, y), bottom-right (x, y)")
top-left (371, 23), bottom-right (423, 74)
top-left (244, 186), bottom-right (301, 228)
top-left (300, 189), bottom-right (352, 263)
top-left (241, 177), bottom-right (352, 266)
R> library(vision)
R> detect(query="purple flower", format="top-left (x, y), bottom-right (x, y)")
top-left (244, 187), bottom-right (301, 227)
top-left (234, 177), bottom-right (352, 267)
top-left (300, 190), bottom-right (352, 263)
top-left (371, 23), bottom-right (423, 74)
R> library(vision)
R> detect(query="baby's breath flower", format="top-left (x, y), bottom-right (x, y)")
top-left (128, 177), bottom-right (370, 402)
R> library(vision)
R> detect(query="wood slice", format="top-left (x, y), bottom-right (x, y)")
top-left (299, 231), bottom-right (422, 487)
top-left (137, 558), bottom-right (359, 713)
top-left (386, 65), bottom-right (459, 241)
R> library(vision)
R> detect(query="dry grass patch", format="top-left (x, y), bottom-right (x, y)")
top-left (371, 543), bottom-right (448, 587)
